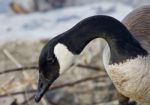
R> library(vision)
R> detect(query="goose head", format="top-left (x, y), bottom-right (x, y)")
top-left (35, 15), bottom-right (148, 103)
top-left (35, 37), bottom-right (76, 102)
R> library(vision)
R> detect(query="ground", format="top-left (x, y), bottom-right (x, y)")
top-left (0, 39), bottom-right (118, 105)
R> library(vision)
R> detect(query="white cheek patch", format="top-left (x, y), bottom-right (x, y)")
top-left (54, 43), bottom-right (76, 74)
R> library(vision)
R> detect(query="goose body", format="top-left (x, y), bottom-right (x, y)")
top-left (106, 56), bottom-right (150, 104)
top-left (35, 6), bottom-right (150, 105)
top-left (102, 5), bottom-right (150, 105)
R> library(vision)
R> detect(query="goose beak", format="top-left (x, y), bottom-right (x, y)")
top-left (35, 73), bottom-right (57, 102)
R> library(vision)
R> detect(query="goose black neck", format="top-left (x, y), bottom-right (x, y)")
top-left (59, 15), bottom-right (148, 64)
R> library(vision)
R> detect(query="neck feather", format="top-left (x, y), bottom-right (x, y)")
top-left (59, 15), bottom-right (148, 64)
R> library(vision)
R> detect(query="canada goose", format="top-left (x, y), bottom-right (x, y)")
top-left (35, 6), bottom-right (150, 105)
top-left (116, 5), bottom-right (150, 105)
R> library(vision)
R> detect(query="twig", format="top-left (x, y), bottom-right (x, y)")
top-left (50, 73), bottom-right (105, 89)
top-left (24, 88), bottom-right (32, 105)
top-left (3, 49), bottom-right (47, 105)
top-left (76, 64), bottom-right (100, 71)
top-left (3, 49), bottom-right (28, 104)
top-left (1, 87), bottom-right (16, 101)
top-left (0, 66), bottom-right (38, 75)
top-left (3, 49), bottom-right (30, 78)
top-left (3, 49), bottom-right (22, 68)
top-left (0, 74), bottom-right (105, 98)
top-left (21, 74), bottom-right (105, 105)
top-left (0, 63), bottom-right (100, 75)
top-left (0, 76), bottom-right (17, 105)
top-left (0, 76), bottom-right (15, 88)
top-left (21, 95), bottom-right (34, 105)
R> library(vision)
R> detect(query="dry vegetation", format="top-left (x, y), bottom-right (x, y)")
top-left (0, 39), bottom-right (118, 105)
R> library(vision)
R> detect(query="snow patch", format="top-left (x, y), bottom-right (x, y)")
top-left (0, 1), bottom-right (133, 43)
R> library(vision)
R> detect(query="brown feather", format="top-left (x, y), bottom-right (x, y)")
top-left (122, 5), bottom-right (150, 53)
top-left (10, 2), bottom-right (28, 14)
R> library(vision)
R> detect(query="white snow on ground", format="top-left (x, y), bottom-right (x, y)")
top-left (0, 1), bottom-right (133, 43)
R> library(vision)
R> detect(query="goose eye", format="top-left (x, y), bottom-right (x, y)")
top-left (47, 57), bottom-right (55, 64)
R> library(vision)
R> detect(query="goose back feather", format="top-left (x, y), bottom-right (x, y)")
top-left (122, 5), bottom-right (150, 53)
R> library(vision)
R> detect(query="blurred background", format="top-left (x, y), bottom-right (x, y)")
top-left (0, 0), bottom-right (150, 105)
